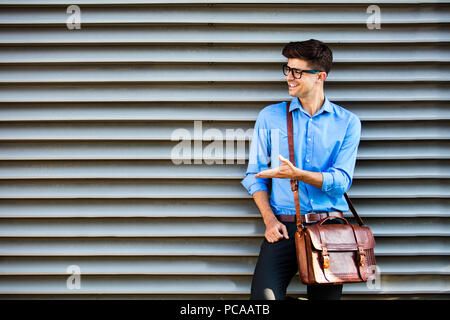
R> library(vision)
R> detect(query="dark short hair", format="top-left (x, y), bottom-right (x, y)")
top-left (282, 39), bottom-right (333, 74)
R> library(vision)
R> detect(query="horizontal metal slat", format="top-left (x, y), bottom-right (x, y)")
top-left (0, 178), bottom-right (253, 199)
top-left (0, 274), bottom-right (447, 295)
top-left (345, 102), bottom-right (450, 121)
top-left (1, 4), bottom-right (448, 25)
top-left (0, 44), bottom-right (448, 64)
top-left (372, 256), bottom-right (450, 275)
top-left (353, 159), bottom-right (450, 179)
top-left (0, 197), bottom-right (447, 218)
top-left (0, 256), bottom-right (447, 275)
top-left (0, 120), bottom-right (447, 141)
top-left (357, 140), bottom-right (449, 159)
top-left (0, 237), bottom-right (447, 256)
top-left (0, 83), bottom-right (447, 102)
top-left (342, 198), bottom-right (450, 217)
top-left (362, 121), bottom-right (449, 140)
top-left (0, 217), bottom-right (447, 237)
top-left (0, 140), bottom-right (447, 160)
top-left (0, 198), bottom-right (259, 218)
top-left (347, 179), bottom-right (449, 198)
top-left (0, 256), bottom-right (258, 275)
top-left (0, 159), bottom-right (448, 179)
top-left (341, 275), bottom-right (450, 294)
top-left (0, 217), bottom-right (269, 238)
top-left (0, 178), bottom-right (447, 199)
top-left (0, 25), bottom-right (448, 45)
top-left (0, 237), bottom-right (261, 257)
top-left (0, 101), bottom-right (449, 121)
top-left (0, 120), bottom-right (256, 141)
top-left (1, 63), bottom-right (448, 83)
top-left (0, 160), bottom-right (247, 179)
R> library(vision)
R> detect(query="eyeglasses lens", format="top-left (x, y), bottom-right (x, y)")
top-left (283, 65), bottom-right (302, 79)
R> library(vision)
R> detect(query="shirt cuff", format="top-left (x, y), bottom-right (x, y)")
top-left (321, 172), bottom-right (334, 192)
top-left (241, 174), bottom-right (269, 195)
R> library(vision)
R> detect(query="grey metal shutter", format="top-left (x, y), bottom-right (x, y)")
top-left (0, 0), bottom-right (448, 299)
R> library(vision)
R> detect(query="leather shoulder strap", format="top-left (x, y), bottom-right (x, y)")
top-left (286, 102), bottom-right (303, 228)
top-left (344, 193), bottom-right (365, 226)
top-left (285, 101), bottom-right (365, 226)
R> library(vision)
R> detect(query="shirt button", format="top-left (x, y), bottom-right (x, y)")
top-left (306, 159), bottom-right (310, 163)
top-left (307, 138), bottom-right (312, 142)
top-left (311, 199), bottom-right (314, 202)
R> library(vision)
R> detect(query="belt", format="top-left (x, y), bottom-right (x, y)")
top-left (276, 211), bottom-right (344, 224)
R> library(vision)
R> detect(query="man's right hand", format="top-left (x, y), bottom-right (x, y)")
top-left (251, 190), bottom-right (290, 243)
top-left (264, 218), bottom-right (289, 243)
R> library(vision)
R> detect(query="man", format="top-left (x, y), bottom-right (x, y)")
top-left (241, 39), bottom-right (361, 300)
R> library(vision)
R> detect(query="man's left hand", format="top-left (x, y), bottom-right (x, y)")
top-left (254, 155), bottom-right (301, 179)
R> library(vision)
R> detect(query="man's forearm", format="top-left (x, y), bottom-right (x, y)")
top-left (294, 168), bottom-right (323, 189)
top-left (252, 190), bottom-right (277, 226)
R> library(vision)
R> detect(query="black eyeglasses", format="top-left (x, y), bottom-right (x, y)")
top-left (282, 64), bottom-right (322, 79)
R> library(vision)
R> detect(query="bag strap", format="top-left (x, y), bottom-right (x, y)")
top-left (286, 102), bottom-right (304, 229)
top-left (285, 101), bottom-right (365, 227)
top-left (344, 193), bottom-right (365, 226)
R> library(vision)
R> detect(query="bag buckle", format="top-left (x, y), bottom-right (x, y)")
top-left (358, 247), bottom-right (366, 267)
top-left (322, 247), bottom-right (330, 269)
top-left (323, 256), bottom-right (330, 269)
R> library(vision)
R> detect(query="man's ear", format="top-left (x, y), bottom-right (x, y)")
top-left (319, 72), bottom-right (328, 82)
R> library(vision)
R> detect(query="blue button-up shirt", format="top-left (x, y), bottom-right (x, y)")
top-left (241, 96), bottom-right (361, 215)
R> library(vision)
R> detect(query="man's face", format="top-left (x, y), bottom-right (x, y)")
top-left (285, 58), bottom-right (322, 98)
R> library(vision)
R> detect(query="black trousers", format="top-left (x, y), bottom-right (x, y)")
top-left (250, 220), bottom-right (343, 300)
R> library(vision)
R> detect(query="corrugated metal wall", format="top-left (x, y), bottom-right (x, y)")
top-left (0, 0), bottom-right (449, 299)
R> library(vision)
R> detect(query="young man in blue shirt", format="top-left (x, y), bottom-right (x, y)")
top-left (241, 39), bottom-right (362, 300)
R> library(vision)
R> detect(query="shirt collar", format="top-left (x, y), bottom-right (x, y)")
top-left (288, 96), bottom-right (334, 116)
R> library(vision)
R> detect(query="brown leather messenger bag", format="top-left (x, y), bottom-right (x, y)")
top-left (286, 102), bottom-right (376, 285)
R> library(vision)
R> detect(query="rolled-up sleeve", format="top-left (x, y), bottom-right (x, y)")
top-left (241, 110), bottom-right (271, 195)
top-left (321, 115), bottom-right (361, 198)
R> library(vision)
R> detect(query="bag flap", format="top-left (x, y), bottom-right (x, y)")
top-left (352, 225), bottom-right (376, 249)
top-left (307, 224), bottom-right (376, 251)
